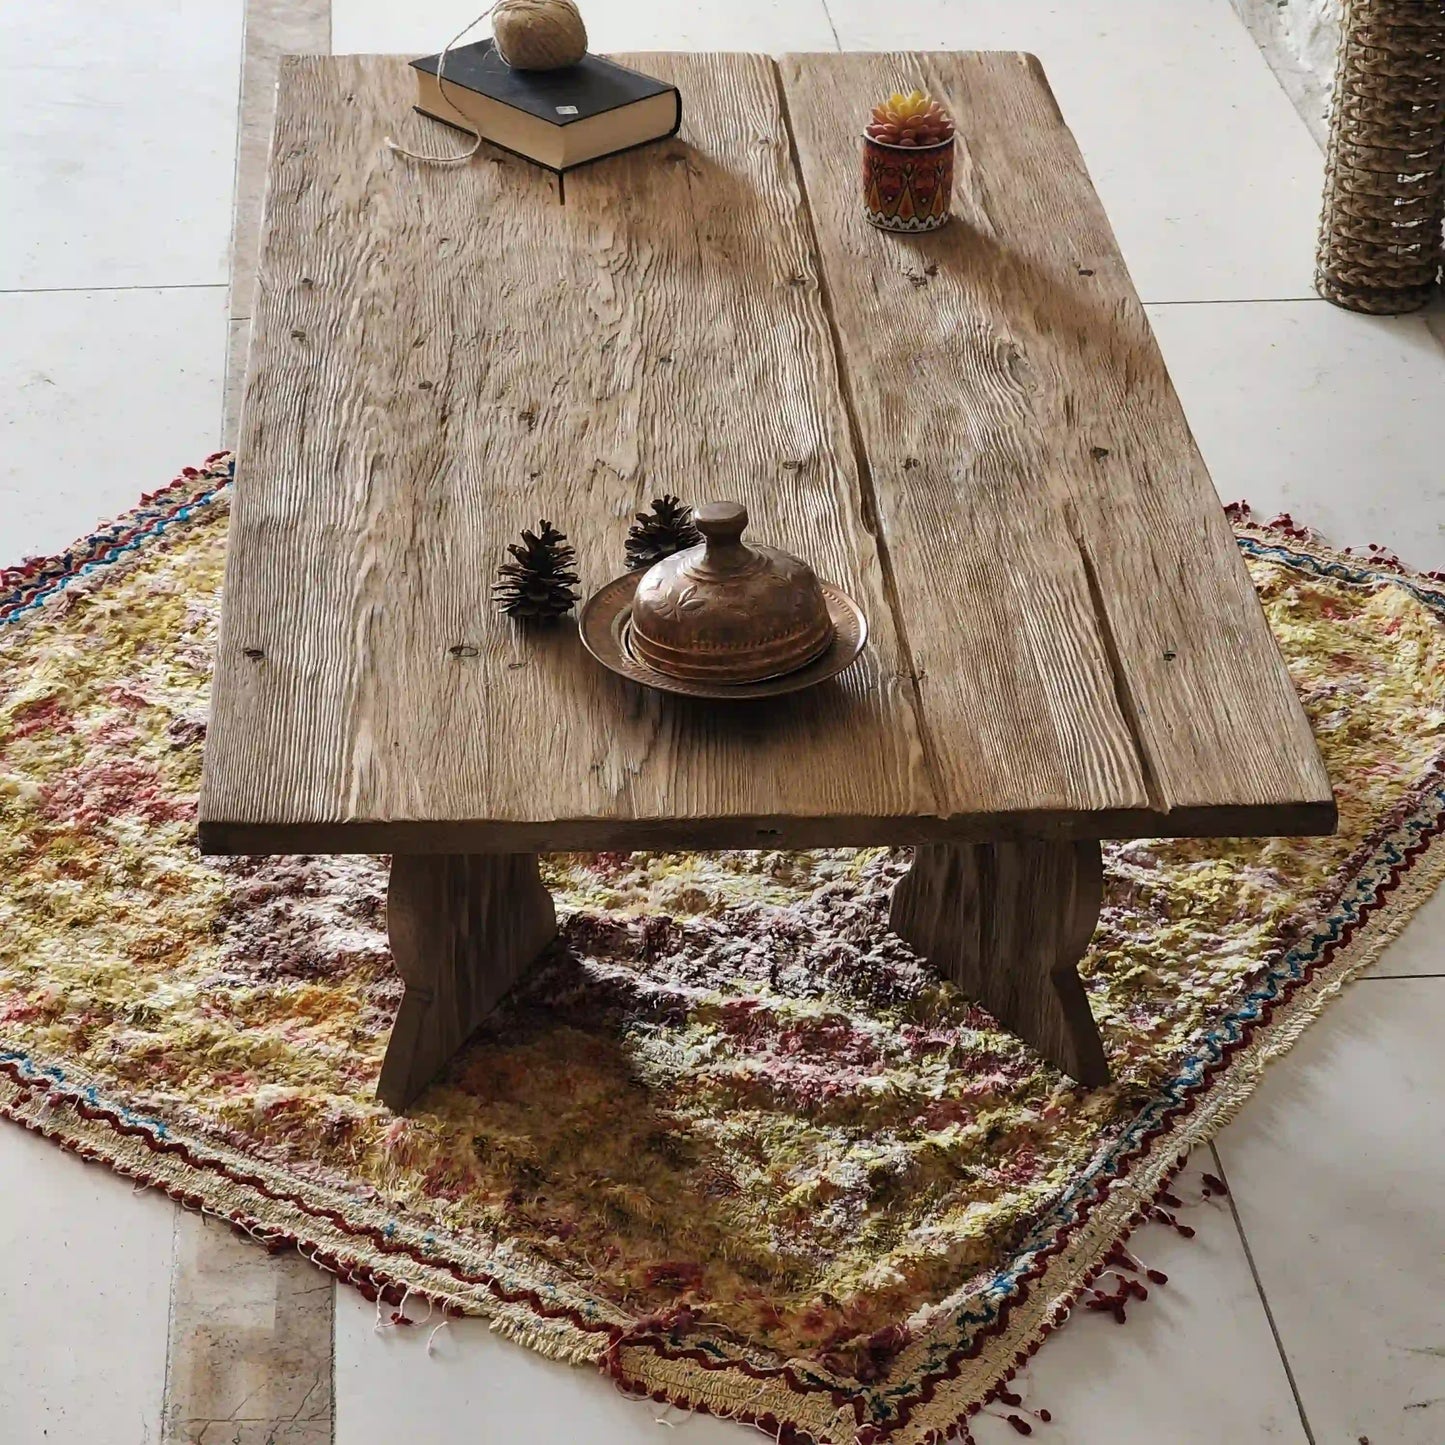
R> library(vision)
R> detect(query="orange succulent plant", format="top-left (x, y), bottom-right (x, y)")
top-left (866, 89), bottom-right (955, 147)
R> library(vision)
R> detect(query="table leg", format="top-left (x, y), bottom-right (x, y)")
top-left (377, 853), bottom-right (558, 1111)
top-left (889, 839), bottom-right (1109, 1086)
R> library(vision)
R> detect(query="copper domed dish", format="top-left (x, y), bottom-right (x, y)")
top-left (629, 501), bottom-right (834, 683)
top-left (579, 501), bottom-right (869, 700)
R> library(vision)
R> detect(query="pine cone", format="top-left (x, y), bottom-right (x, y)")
top-left (625, 495), bottom-right (703, 571)
top-left (866, 90), bottom-right (955, 147)
top-left (493, 520), bottom-right (580, 620)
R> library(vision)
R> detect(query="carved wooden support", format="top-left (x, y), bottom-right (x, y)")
top-left (889, 839), bottom-right (1109, 1086)
top-left (378, 853), bottom-right (558, 1111)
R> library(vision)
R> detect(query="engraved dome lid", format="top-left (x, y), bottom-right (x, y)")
top-left (629, 501), bottom-right (836, 683)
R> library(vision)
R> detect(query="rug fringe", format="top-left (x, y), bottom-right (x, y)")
top-left (971, 1162), bottom-right (1245, 1438)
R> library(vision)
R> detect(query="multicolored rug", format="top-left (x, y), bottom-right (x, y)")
top-left (2, 455), bottom-right (1443, 1444)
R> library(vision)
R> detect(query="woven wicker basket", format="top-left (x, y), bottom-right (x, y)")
top-left (1316, 0), bottom-right (1445, 314)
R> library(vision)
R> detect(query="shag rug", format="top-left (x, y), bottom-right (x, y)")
top-left (3, 455), bottom-right (1444, 1444)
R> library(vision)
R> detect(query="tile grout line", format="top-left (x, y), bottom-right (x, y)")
top-left (218, 0), bottom-right (250, 451)
top-left (159, 1207), bottom-right (181, 1442)
top-left (227, 0), bottom-right (250, 320)
top-left (0, 283), bottom-right (229, 297)
top-left (1146, 295), bottom-right (1320, 307)
top-left (1208, 1141), bottom-right (1319, 1445)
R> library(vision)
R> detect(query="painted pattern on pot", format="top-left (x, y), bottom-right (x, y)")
top-left (862, 135), bottom-right (954, 232)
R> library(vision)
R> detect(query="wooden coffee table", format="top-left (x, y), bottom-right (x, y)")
top-left (199, 51), bottom-right (1334, 1110)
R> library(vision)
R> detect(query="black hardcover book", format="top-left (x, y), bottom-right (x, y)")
top-left (410, 41), bottom-right (682, 173)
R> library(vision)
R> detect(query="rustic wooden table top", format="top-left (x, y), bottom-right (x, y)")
top-left (198, 50), bottom-right (1335, 856)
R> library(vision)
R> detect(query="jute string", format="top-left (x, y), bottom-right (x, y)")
top-left (384, 5), bottom-right (499, 166)
top-left (384, 0), bottom-right (589, 166)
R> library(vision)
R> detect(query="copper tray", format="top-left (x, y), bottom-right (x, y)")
top-left (579, 571), bottom-right (869, 700)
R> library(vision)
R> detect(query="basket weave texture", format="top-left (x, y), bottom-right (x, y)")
top-left (1316, 0), bottom-right (1445, 313)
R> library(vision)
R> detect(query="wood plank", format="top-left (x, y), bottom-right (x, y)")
top-left (780, 51), bottom-right (1335, 837)
top-left (199, 54), bottom-right (934, 855)
top-left (889, 839), bottom-right (1108, 1085)
top-left (379, 854), bottom-right (557, 1109)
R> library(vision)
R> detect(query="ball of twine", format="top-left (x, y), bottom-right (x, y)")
top-left (492, 0), bottom-right (588, 70)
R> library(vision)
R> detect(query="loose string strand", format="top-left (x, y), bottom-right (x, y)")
top-left (384, 5), bottom-right (497, 165)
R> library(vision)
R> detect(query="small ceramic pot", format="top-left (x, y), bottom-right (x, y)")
top-left (861, 134), bottom-right (953, 232)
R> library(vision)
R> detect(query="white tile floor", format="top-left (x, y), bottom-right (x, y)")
top-left (0, 0), bottom-right (242, 291)
top-left (0, 1125), bottom-right (176, 1444)
top-left (3, 2), bottom-right (1443, 1443)
top-left (0, 288), bottom-right (231, 562)
top-left (1217, 980), bottom-right (1445, 1445)
top-left (1147, 300), bottom-right (1445, 574)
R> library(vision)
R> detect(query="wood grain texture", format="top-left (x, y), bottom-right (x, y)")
top-left (780, 51), bottom-right (1335, 839)
top-left (889, 839), bottom-right (1109, 1085)
top-left (201, 52), bottom-right (1335, 855)
top-left (379, 854), bottom-right (557, 1109)
top-left (199, 53), bottom-right (933, 855)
